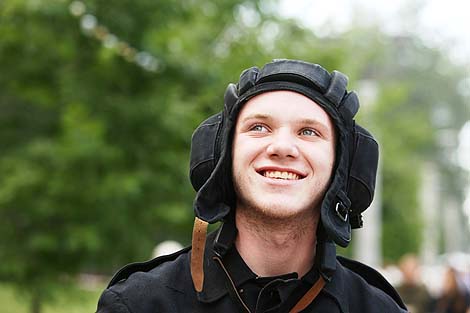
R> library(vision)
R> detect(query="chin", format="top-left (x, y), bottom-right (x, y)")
top-left (253, 200), bottom-right (313, 220)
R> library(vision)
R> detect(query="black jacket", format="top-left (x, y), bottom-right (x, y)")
top-left (97, 231), bottom-right (407, 313)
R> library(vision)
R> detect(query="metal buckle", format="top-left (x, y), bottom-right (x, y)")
top-left (335, 202), bottom-right (349, 222)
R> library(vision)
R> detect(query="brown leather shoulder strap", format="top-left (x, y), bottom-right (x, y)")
top-left (289, 276), bottom-right (326, 313)
top-left (190, 217), bottom-right (208, 292)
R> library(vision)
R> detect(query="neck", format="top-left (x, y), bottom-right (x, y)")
top-left (234, 207), bottom-right (319, 278)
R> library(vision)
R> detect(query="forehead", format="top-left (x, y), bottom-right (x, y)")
top-left (237, 90), bottom-right (334, 127)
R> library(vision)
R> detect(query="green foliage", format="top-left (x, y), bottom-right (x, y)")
top-left (0, 0), bottom-right (260, 310)
top-left (0, 282), bottom-right (102, 313)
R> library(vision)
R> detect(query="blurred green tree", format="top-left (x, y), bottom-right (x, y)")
top-left (0, 0), bottom-right (273, 312)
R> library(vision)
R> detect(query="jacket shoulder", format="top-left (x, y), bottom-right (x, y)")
top-left (107, 246), bottom-right (192, 288)
top-left (97, 246), bottom-right (195, 313)
top-left (336, 256), bottom-right (407, 312)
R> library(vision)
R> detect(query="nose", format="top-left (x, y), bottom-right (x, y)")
top-left (266, 129), bottom-right (299, 159)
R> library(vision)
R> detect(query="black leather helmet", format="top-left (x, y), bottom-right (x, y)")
top-left (189, 59), bottom-right (379, 248)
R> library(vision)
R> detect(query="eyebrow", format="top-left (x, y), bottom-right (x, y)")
top-left (298, 118), bottom-right (334, 137)
top-left (298, 118), bottom-right (325, 127)
top-left (240, 113), bottom-right (270, 123)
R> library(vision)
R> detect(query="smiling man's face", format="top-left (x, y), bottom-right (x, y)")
top-left (232, 90), bottom-right (336, 219)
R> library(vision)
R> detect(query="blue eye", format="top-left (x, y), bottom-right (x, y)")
top-left (250, 124), bottom-right (268, 132)
top-left (300, 128), bottom-right (317, 136)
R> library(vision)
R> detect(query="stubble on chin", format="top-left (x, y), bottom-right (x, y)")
top-left (235, 196), bottom-right (321, 238)
top-left (232, 170), bottom-right (327, 236)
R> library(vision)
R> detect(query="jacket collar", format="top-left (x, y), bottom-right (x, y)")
top-left (323, 261), bottom-right (349, 313)
top-left (197, 223), bottom-right (256, 303)
top-left (196, 223), bottom-right (348, 313)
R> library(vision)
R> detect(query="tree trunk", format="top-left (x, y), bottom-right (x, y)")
top-left (31, 292), bottom-right (41, 313)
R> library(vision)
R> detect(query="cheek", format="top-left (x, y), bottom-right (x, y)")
top-left (325, 142), bottom-right (336, 170)
top-left (328, 150), bottom-right (336, 171)
top-left (233, 137), bottom-right (259, 161)
top-left (231, 139), bottom-right (250, 175)
top-left (307, 144), bottom-right (335, 171)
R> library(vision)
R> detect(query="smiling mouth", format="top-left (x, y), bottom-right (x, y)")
top-left (260, 170), bottom-right (304, 180)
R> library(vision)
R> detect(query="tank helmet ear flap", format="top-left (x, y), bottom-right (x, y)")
top-left (189, 112), bottom-right (223, 192)
top-left (348, 125), bottom-right (379, 219)
top-left (188, 60), bottom-right (380, 288)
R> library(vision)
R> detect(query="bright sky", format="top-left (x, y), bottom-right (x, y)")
top-left (278, 0), bottom-right (470, 65)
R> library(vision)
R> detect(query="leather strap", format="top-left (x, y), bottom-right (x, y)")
top-left (190, 217), bottom-right (208, 292)
top-left (289, 276), bottom-right (326, 313)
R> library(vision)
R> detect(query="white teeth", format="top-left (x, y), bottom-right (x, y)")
top-left (263, 171), bottom-right (300, 180)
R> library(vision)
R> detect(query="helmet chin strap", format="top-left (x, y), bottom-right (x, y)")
top-left (191, 217), bottom-right (209, 292)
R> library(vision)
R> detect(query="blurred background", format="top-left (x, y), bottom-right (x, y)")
top-left (0, 0), bottom-right (468, 312)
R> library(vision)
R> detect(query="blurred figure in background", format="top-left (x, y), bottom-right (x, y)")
top-left (433, 267), bottom-right (470, 313)
top-left (396, 254), bottom-right (433, 313)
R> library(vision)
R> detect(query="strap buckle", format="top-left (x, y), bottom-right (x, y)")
top-left (335, 201), bottom-right (349, 222)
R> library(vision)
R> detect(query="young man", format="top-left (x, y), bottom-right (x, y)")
top-left (97, 59), bottom-right (407, 312)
